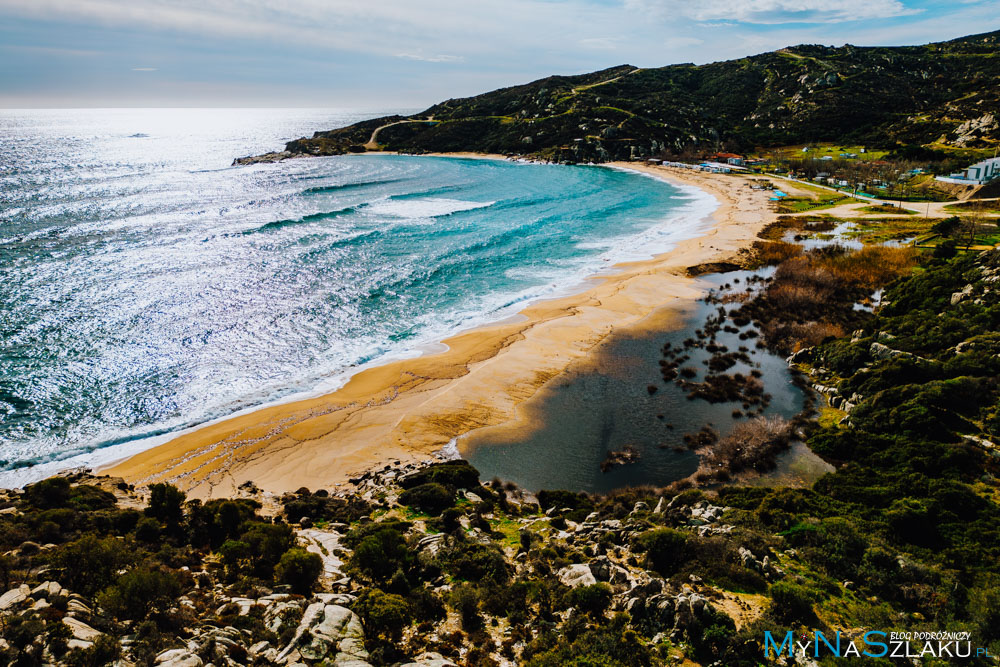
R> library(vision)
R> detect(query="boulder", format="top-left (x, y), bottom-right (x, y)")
top-left (284, 604), bottom-right (371, 665)
top-left (64, 617), bottom-right (102, 641)
top-left (0, 584), bottom-right (30, 611)
top-left (154, 648), bottom-right (203, 667)
top-left (400, 652), bottom-right (459, 667)
top-left (557, 564), bottom-right (597, 588)
top-left (30, 581), bottom-right (62, 599)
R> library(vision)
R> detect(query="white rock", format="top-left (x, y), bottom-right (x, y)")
top-left (557, 564), bottom-right (597, 588)
top-left (400, 652), bottom-right (460, 667)
top-left (64, 617), bottom-right (102, 641)
top-left (0, 585), bottom-right (30, 611)
top-left (154, 648), bottom-right (204, 667)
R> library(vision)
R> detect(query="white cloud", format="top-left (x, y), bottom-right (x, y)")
top-left (626, 0), bottom-right (919, 24)
top-left (131, 67), bottom-right (157, 71)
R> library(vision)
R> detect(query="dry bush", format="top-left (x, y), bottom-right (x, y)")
top-left (814, 245), bottom-right (917, 290)
top-left (701, 415), bottom-right (793, 475)
top-left (748, 241), bottom-right (803, 267)
top-left (761, 320), bottom-right (844, 353)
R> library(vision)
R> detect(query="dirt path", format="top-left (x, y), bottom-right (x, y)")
top-left (364, 118), bottom-right (435, 150)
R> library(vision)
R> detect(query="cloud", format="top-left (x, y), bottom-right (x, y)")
top-left (131, 67), bottom-right (157, 71)
top-left (626, 0), bottom-right (919, 24)
top-left (396, 53), bottom-right (464, 63)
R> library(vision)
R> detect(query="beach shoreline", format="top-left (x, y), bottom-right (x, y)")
top-left (96, 158), bottom-right (778, 499)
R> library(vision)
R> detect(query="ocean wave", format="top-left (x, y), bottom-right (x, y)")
top-left (302, 177), bottom-right (413, 195)
top-left (248, 205), bottom-right (361, 233)
top-left (365, 197), bottom-right (497, 219)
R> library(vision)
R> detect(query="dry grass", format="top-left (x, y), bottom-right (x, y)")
top-left (745, 241), bottom-right (803, 267)
top-left (812, 245), bottom-right (917, 290)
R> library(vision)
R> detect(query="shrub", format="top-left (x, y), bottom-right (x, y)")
top-left (442, 542), bottom-right (509, 584)
top-left (97, 566), bottom-right (183, 621)
top-left (768, 581), bottom-right (816, 625)
top-left (633, 528), bottom-right (689, 576)
top-left (350, 528), bottom-right (412, 583)
top-left (353, 589), bottom-right (412, 641)
top-left (569, 583), bottom-right (613, 617)
top-left (275, 548), bottom-right (323, 594)
top-left (399, 460), bottom-right (481, 491)
top-left (23, 478), bottom-right (71, 509)
top-left (399, 482), bottom-right (454, 516)
top-left (449, 584), bottom-right (482, 629)
top-left (48, 535), bottom-right (137, 596)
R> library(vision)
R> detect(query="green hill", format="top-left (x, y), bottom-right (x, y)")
top-left (248, 30), bottom-right (1000, 164)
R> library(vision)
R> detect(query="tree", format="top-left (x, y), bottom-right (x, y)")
top-left (97, 566), bottom-right (182, 621)
top-left (145, 483), bottom-right (185, 524)
top-left (275, 548), bottom-right (323, 594)
top-left (449, 584), bottom-right (481, 629)
top-left (50, 535), bottom-right (136, 596)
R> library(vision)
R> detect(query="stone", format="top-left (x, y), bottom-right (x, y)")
top-left (64, 617), bottom-right (102, 641)
top-left (0, 584), bottom-right (30, 611)
top-left (400, 651), bottom-right (460, 667)
top-left (30, 581), bottom-right (62, 599)
top-left (557, 564), bottom-right (598, 588)
top-left (281, 604), bottom-right (371, 665)
top-left (154, 648), bottom-right (204, 667)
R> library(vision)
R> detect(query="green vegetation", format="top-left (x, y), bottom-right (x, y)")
top-left (269, 31), bottom-right (1000, 163)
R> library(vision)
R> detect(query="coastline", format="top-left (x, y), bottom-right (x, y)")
top-left (97, 159), bottom-right (777, 498)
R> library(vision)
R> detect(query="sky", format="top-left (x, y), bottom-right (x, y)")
top-left (0, 0), bottom-right (998, 108)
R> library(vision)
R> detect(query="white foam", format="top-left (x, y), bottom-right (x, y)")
top-left (365, 197), bottom-right (495, 219)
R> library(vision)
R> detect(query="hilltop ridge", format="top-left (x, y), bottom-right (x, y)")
top-left (237, 30), bottom-right (1000, 165)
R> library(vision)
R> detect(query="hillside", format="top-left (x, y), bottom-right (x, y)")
top-left (240, 31), bottom-right (1000, 164)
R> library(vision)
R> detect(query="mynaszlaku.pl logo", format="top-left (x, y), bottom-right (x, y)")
top-left (764, 630), bottom-right (990, 659)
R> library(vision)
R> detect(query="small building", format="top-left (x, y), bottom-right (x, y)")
top-left (935, 157), bottom-right (1000, 185)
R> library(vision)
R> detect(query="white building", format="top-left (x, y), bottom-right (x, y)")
top-left (936, 157), bottom-right (1000, 185)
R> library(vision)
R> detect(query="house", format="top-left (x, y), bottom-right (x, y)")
top-left (935, 157), bottom-right (1000, 185)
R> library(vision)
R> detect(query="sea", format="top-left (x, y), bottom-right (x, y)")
top-left (0, 108), bottom-right (717, 486)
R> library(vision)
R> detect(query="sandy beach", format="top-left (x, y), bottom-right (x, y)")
top-left (103, 160), bottom-right (778, 498)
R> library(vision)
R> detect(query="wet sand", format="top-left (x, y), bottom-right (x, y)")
top-left (103, 161), bottom-right (778, 498)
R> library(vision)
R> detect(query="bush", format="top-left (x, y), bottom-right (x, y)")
top-left (23, 478), bottom-right (71, 509)
top-left (569, 583), bottom-right (613, 617)
top-left (442, 542), bottom-right (509, 584)
top-left (97, 566), bottom-right (183, 621)
top-left (399, 460), bottom-right (481, 491)
top-left (49, 535), bottom-right (137, 596)
top-left (275, 548), bottom-right (323, 594)
top-left (350, 528), bottom-right (413, 583)
top-left (449, 584), bottom-right (481, 629)
top-left (398, 482), bottom-right (454, 516)
top-left (768, 581), bottom-right (816, 625)
top-left (353, 588), bottom-right (412, 641)
top-left (633, 528), bottom-right (689, 576)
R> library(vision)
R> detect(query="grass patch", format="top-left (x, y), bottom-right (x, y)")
top-left (943, 199), bottom-right (1000, 214)
top-left (857, 204), bottom-right (917, 215)
top-left (818, 406), bottom-right (847, 429)
top-left (841, 217), bottom-right (939, 245)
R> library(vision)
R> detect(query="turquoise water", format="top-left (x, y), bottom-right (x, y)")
top-left (0, 109), bottom-right (713, 483)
